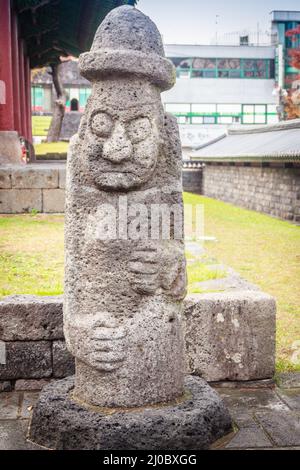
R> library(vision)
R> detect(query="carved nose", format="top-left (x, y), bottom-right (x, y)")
top-left (102, 123), bottom-right (133, 163)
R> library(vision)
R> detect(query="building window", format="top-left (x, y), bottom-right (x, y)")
top-left (163, 103), bottom-right (276, 125)
top-left (242, 104), bottom-right (267, 124)
top-left (170, 57), bottom-right (274, 79)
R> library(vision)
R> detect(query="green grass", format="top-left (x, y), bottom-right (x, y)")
top-left (184, 193), bottom-right (300, 372)
top-left (0, 215), bottom-right (64, 297)
top-left (34, 141), bottom-right (69, 155)
top-left (1, 194), bottom-right (299, 371)
top-left (32, 116), bottom-right (52, 137)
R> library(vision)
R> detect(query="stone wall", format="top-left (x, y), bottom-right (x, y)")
top-left (0, 163), bottom-right (203, 213)
top-left (203, 163), bottom-right (300, 222)
top-left (0, 296), bottom-right (74, 392)
top-left (0, 164), bottom-right (65, 213)
top-left (0, 288), bottom-right (276, 390)
top-left (182, 162), bottom-right (203, 193)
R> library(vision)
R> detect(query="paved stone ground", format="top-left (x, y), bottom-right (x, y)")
top-left (0, 374), bottom-right (299, 450)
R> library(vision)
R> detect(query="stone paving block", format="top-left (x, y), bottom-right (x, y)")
top-left (0, 392), bottom-right (20, 419)
top-left (218, 388), bottom-right (290, 413)
top-left (43, 188), bottom-right (65, 213)
top-left (0, 189), bottom-right (42, 213)
top-left (184, 291), bottom-right (276, 381)
top-left (0, 420), bottom-right (41, 450)
top-left (276, 388), bottom-right (300, 411)
top-left (52, 340), bottom-right (75, 378)
top-left (19, 392), bottom-right (40, 419)
top-left (225, 424), bottom-right (273, 449)
top-left (0, 341), bottom-right (52, 380)
top-left (0, 295), bottom-right (64, 341)
top-left (11, 167), bottom-right (58, 189)
top-left (0, 169), bottom-right (11, 188)
top-left (255, 411), bottom-right (300, 447)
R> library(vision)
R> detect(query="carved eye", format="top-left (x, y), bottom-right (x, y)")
top-left (91, 112), bottom-right (113, 137)
top-left (127, 117), bottom-right (151, 143)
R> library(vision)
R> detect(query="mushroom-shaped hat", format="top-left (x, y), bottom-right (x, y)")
top-left (79, 5), bottom-right (175, 91)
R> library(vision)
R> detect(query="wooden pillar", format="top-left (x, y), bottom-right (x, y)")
top-left (24, 55), bottom-right (32, 142)
top-left (0, 0), bottom-right (14, 131)
top-left (18, 40), bottom-right (28, 139)
top-left (11, 10), bottom-right (21, 135)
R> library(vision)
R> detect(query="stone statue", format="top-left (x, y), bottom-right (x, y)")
top-left (64, 5), bottom-right (187, 407)
top-left (29, 6), bottom-right (231, 449)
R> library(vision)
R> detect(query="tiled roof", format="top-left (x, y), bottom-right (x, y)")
top-left (191, 119), bottom-right (300, 162)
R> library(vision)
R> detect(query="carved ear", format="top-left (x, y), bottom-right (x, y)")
top-left (78, 113), bottom-right (88, 139)
top-left (162, 112), bottom-right (182, 175)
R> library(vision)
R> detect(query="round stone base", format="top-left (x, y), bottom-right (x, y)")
top-left (28, 375), bottom-right (232, 450)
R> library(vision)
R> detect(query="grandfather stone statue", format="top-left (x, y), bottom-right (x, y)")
top-left (29, 6), bottom-right (231, 449)
top-left (64, 4), bottom-right (186, 408)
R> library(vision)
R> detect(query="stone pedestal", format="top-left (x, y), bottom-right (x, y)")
top-left (28, 376), bottom-right (231, 450)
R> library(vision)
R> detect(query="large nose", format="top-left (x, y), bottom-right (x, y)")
top-left (102, 122), bottom-right (133, 163)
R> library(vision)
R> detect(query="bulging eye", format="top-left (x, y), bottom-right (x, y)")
top-left (127, 117), bottom-right (151, 143)
top-left (90, 112), bottom-right (113, 137)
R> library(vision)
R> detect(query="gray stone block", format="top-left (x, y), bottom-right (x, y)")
top-left (0, 169), bottom-right (11, 188)
top-left (11, 168), bottom-right (58, 189)
top-left (184, 291), bottom-right (276, 382)
top-left (58, 167), bottom-right (66, 189)
top-left (14, 379), bottom-right (54, 391)
top-left (0, 295), bottom-right (64, 341)
top-left (28, 375), bottom-right (232, 450)
top-left (0, 189), bottom-right (42, 213)
top-left (255, 411), bottom-right (300, 446)
top-left (42, 188), bottom-right (65, 213)
top-left (0, 381), bottom-right (12, 392)
top-left (0, 341), bottom-right (52, 380)
top-left (52, 340), bottom-right (75, 378)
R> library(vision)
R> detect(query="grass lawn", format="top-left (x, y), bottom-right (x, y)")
top-left (0, 194), bottom-right (299, 372)
top-left (34, 141), bottom-right (69, 155)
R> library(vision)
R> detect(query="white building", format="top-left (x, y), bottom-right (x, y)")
top-left (162, 44), bottom-right (278, 147)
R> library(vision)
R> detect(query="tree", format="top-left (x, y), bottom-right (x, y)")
top-left (284, 26), bottom-right (300, 120)
top-left (46, 62), bottom-right (67, 142)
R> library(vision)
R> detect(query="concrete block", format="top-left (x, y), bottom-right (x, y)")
top-left (11, 167), bottom-right (58, 189)
top-left (52, 340), bottom-right (75, 378)
top-left (0, 341), bottom-right (52, 380)
top-left (0, 295), bottom-right (64, 341)
top-left (43, 188), bottom-right (65, 213)
top-left (183, 290), bottom-right (276, 382)
top-left (58, 167), bottom-right (66, 189)
top-left (0, 189), bottom-right (42, 213)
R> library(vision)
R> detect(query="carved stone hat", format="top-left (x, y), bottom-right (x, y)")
top-left (78, 5), bottom-right (175, 91)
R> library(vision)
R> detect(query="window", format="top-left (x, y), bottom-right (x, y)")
top-left (203, 116), bottom-right (216, 124)
top-left (32, 87), bottom-right (44, 111)
top-left (169, 57), bottom-right (272, 79)
top-left (191, 116), bottom-right (203, 124)
top-left (218, 116), bottom-right (233, 124)
top-left (165, 103), bottom-right (190, 113)
top-left (79, 88), bottom-right (91, 109)
top-left (192, 104), bottom-right (216, 114)
top-left (242, 104), bottom-right (267, 124)
top-left (217, 104), bottom-right (241, 114)
top-left (177, 69), bottom-right (190, 78)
